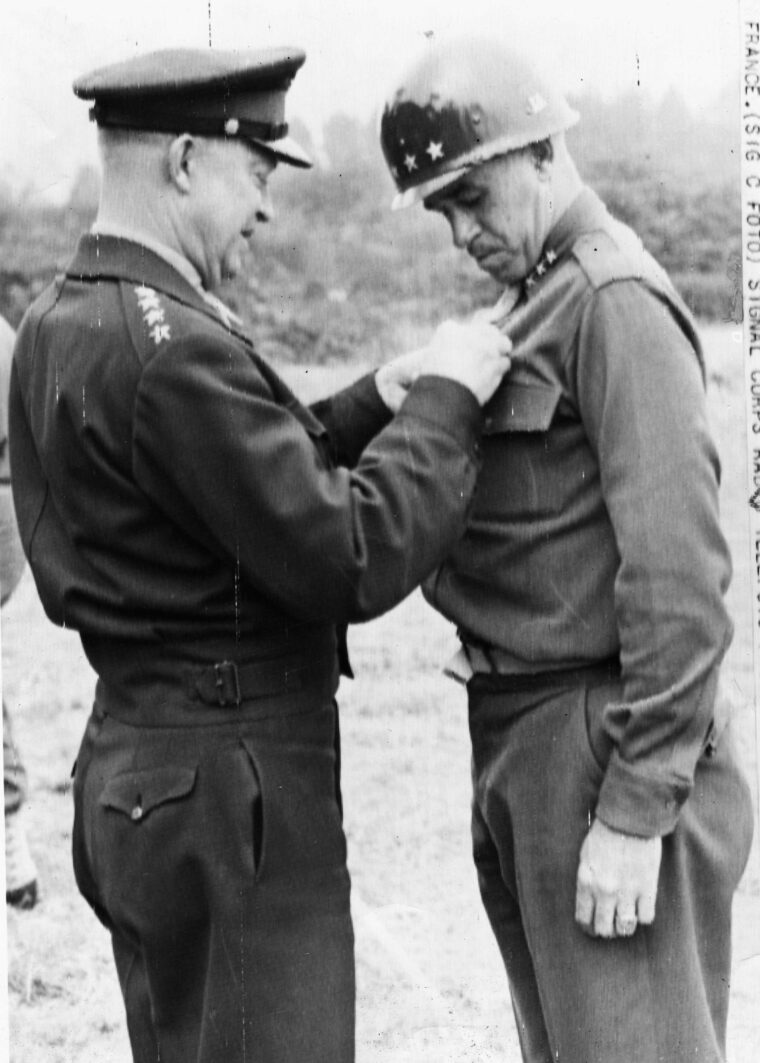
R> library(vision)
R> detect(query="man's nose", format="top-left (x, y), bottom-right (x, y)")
top-left (450, 210), bottom-right (476, 250)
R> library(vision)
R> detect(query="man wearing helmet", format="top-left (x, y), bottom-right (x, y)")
top-left (381, 37), bottom-right (754, 1063)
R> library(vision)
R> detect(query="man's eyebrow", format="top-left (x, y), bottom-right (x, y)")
top-left (424, 181), bottom-right (469, 212)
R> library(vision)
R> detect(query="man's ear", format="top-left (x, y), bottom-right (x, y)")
top-left (167, 134), bottom-right (196, 194)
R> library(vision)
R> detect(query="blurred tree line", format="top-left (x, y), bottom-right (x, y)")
top-left (0, 84), bottom-right (740, 362)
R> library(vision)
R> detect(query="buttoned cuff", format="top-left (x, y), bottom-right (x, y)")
top-left (400, 375), bottom-right (483, 457)
top-left (311, 371), bottom-right (394, 465)
top-left (595, 752), bottom-right (693, 837)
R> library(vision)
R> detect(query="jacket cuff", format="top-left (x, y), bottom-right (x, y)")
top-left (311, 372), bottom-right (394, 466)
top-left (400, 375), bottom-right (483, 456)
top-left (347, 371), bottom-right (394, 418)
top-left (595, 752), bottom-right (692, 837)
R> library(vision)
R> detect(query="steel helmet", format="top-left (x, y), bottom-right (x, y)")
top-left (380, 38), bottom-right (579, 209)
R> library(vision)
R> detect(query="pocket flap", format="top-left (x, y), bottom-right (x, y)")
top-left (484, 380), bottom-right (562, 434)
top-left (99, 766), bottom-right (197, 821)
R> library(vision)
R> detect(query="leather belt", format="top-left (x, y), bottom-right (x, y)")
top-left (462, 637), bottom-right (620, 693)
top-left (189, 653), bottom-right (317, 707)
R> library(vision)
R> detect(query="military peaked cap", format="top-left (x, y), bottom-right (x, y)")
top-left (73, 47), bottom-right (312, 167)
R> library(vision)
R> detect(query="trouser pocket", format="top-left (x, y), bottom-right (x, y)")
top-left (581, 678), bottom-right (620, 780)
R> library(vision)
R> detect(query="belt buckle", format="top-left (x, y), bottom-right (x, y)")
top-left (214, 660), bottom-right (241, 707)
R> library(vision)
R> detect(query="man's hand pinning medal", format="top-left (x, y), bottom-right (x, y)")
top-left (376, 319), bottom-right (513, 412)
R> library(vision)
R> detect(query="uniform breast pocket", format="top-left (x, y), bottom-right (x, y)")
top-left (477, 379), bottom-right (566, 520)
top-left (483, 379), bottom-right (563, 435)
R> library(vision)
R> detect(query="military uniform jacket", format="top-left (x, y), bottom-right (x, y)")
top-left (9, 235), bottom-right (483, 683)
top-left (425, 188), bottom-right (733, 838)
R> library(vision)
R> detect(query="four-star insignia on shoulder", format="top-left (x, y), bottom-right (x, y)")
top-left (134, 285), bottom-right (172, 346)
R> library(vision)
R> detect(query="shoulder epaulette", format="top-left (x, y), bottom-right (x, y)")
top-left (571, 223), bottom-right (647, 290)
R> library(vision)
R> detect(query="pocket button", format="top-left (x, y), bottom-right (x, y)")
top-left (131, 803), bottom-right (143, 821)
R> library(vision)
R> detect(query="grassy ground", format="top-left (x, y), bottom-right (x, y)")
top-left (2, 323), bottom-right (758, 1062)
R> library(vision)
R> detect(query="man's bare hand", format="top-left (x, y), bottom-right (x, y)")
top-left (375, 348), bottom-right (426, 413)
top-left (375, 320), bottom-right (513, 411)
top-left (418, 319), bottom-right (513, 405)
top-left (575, 818), bottom-right (662, 938)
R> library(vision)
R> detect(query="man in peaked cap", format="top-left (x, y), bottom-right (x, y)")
top-left (380, 37), bottom-right (754, 1063)
top-left (8, 46), bottom-right (515, 1063)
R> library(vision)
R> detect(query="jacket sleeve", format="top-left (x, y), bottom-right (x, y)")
top-left (310, 372), bottom-right (393, 468)
top-left (573, 281), bottom-right (732, 837)
top-left (132, 336), bottom-right (482, 626)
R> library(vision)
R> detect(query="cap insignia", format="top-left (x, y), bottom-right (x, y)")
top-left (526, 93), bottom-right (547, 116)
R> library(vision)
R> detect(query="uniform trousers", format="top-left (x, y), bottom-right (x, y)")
top-left (467, 668), bottom-right (754, 1063)
top-left (72, 656), bottom-right (354, 1063)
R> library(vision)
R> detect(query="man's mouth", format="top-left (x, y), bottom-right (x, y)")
top-left (472, 246), bottom-right (501, 265)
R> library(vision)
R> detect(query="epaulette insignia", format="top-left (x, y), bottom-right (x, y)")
top-left (523, 246), bottom-right (560, 295)
top-left (134, 285), bottom-right (172, 346)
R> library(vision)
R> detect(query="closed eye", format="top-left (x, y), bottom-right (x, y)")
top-left (454, 188), bottom-right (484, 208)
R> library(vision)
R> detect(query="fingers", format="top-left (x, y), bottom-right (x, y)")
top-left (636, 880), bottom-right (657, 926)
top-left (575, 867), bottom-right (621, 939)
top-left (575, 884), bottom-right (640, 938)
top-left (574, 874), bottom-right (595, 934)
top-left (614, 905), bottom-right (638, 938)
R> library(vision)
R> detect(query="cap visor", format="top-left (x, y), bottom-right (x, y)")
top-left (254, 134), bottom-right (312, 168)
top-left (391, 165), bottom-right (470, 210)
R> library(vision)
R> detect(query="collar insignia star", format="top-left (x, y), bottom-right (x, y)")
top-left (426, 140), bottom-right (444, 160)
top-left (404, 153), bottom-right (418, 173)
top-left (522, 247), bottom-right (562, 296)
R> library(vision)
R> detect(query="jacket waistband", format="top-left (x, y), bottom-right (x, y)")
top-left (467, 655), bottom-right (621, 695)
top-left (90, 628), bottom-right (340, 726)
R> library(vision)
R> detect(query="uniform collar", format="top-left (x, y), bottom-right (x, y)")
top-left (90, 222), bottom-right (204, 291)
top-left (68, 233), bottom-right (248, 338)
top-left (520, 187), bottom-right (608, 298)
top-left (542, 186), bottom-right (609, 263)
